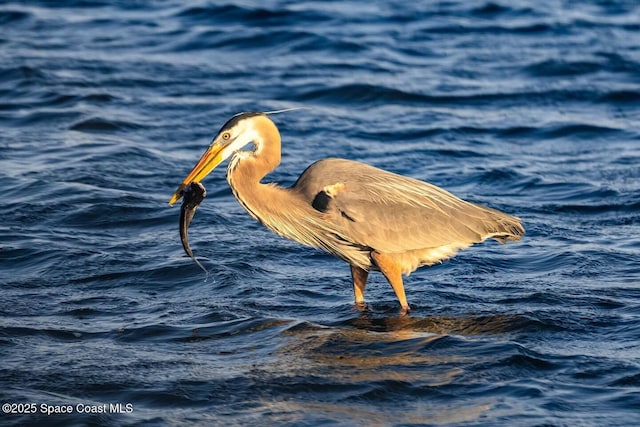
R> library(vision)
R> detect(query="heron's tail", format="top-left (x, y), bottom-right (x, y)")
top-left (484, 211), bottom-right (525, 244)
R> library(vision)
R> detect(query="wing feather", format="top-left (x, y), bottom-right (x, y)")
top-left (293, 158), bottom-right (523, 254)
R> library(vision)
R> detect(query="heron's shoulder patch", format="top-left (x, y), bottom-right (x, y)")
top-left (311, 182), bottom-right (346, 212)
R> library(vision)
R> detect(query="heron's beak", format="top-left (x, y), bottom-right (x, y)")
top-left (168, 141), bottom-right (226, 206)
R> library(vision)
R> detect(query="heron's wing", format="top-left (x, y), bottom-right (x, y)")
top-left (295, 158), bottom-right (523, 254)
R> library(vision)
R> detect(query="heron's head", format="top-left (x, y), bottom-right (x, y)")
top-left (168, 112), bottom-right (266, 205)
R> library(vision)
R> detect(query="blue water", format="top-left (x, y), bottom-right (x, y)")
top-left (1, 1), bottom-right (640, 425)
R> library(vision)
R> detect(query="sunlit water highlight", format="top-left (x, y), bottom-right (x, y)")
top-left (1, 1), bottom-right (639, 426)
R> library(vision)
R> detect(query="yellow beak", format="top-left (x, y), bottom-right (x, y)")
top-left (168, 142), bottom-right (226, 206)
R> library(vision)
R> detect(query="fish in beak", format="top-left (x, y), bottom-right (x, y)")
top-left (179, 181), bottom-right (208, 274)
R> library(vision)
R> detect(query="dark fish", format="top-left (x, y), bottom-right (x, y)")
top-left (179, 182), bottom-right (208, 273)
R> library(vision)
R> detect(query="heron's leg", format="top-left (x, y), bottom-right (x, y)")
top-left (350, 265), bottom-right (369, 307)
top-left (371, 252), bottom-right (410, 313)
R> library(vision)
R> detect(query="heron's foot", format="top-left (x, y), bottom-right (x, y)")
top-left (354, 301), bottom-right (369, 312)
top-left (399, 305), bottom-right (411, 316)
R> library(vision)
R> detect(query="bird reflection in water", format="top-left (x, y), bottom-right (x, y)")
top-left (267, 311), bottom-right (526, 424)
top-left (278, 311), bottom-right (530, 377)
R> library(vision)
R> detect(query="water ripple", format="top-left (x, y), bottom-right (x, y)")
top-left (1, 0), bottom-right (640, 425)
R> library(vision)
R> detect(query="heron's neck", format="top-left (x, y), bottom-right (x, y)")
top-left (224, 122), bottom-right (352, 258)
top-left (230, 116), bottom-right (281, 183)
top-left (226, 115), bottom-right (289, 219)
top-left (227, 150), bottom-right (303, 237)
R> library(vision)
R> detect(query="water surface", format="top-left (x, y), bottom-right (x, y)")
top-left (1, 1), bottom-right (639, 425)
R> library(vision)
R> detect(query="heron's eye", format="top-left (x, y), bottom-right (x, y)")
top-left (222, 132), bottom-right (231, 140)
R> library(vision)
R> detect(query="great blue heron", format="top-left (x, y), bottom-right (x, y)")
top-left (169, 111), bottom-right (524, 313)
